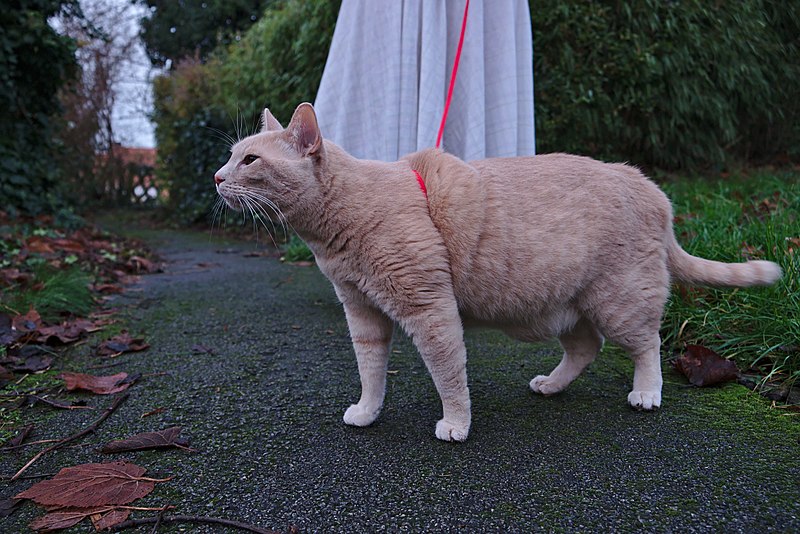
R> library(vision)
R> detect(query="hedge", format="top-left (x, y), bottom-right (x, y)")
top-left (153, 0), bottom-right (800, 223)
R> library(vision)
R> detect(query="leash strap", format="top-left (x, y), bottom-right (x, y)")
top-left (435, 0), bottom-right (470, 149)
top-left (413, 169), bottom-right (428, 199)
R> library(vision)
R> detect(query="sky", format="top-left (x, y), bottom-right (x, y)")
top-left (107, 1), bottom-right (159, 148)
top-left (57, 0), bottom-right (159, 149)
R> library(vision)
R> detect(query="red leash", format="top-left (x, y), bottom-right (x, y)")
top-left (417, 0), bottom-right (470, 200)
top-left (435, 0), bottom-right (470, 150)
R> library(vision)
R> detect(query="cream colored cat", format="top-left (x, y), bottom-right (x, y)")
top-left (214, 103), bottom-right (781, 442)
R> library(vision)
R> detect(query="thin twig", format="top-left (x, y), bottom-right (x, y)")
top-left (28, 394), bottom-right (94, 410)
top-left (111, 514), bottom-right (282, 534)
top-left (0, 438), bottom-right (61, 452)
top-left (150, 505), bottom-right (168, 534)
top-left (11, 393), bottom-right (129, 480)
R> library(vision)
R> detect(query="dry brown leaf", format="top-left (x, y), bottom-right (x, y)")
top-left (101, 426), bottom-right (189, 454)
top-left (90, 507), bottom-right (131, 530)
top-left (29, 507), bottom-right (112, 532)
top-left (12, 308), bottom-right (42, 334)
top-left (60, 372), bottom-right (131, 395)
top-left (14, 461), bottom-right (165, 507)
top-left (674, 344), bottom-right (740, 387)
top-left (97, 332), bottom-right (149, 356)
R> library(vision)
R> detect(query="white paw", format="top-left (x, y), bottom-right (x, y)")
top-left (627, 390), bottom-right (661, 410)
top-left (435, 418), bottom-right (470, 442)
top-left (343, 404), bottom-right (380, 427)
top-left (530, 375), bottom-right (566, 396)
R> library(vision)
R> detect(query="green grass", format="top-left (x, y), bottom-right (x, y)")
top-left (2, 266), bottom-right (94, 322)
top-left (660, 169), bottom-right (800, 387)
top-left (281, 233), bottom-right (314, 263)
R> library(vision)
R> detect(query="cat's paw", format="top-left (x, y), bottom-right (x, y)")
top-left (530, 375), bottom-right (566, 396)
top-left (435, 418), bottom-right (470, 442)
top-left (343, 404), bottom-right (380, 427)
top-left (627, 390), bottom-right (661, 410)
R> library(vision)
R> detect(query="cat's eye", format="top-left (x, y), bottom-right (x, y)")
top-left (242, 154), bottom-right (259, 166)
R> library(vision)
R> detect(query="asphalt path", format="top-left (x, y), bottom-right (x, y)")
top-left (2, 228), bottom-right (798, 533)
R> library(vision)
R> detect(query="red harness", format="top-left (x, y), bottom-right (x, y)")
top-left (413, 169), bottom-right (428, 200)
top-left (412, 0), bottom-right (469, 204)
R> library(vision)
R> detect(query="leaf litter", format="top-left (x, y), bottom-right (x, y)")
top-left (60, 372), bottom-right (136, 395)
top-left (674, 344), bottom-right (740, 387)
top-left (101, 426), bottom-right (194, 454)
top-left (14, 461), bottom-right (172, 532)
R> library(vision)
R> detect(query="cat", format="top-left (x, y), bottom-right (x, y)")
top-left (214, 103), bottom-right (781, 442)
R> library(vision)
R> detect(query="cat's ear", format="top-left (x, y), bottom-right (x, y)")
top-left (286, 103), bottom-right (322, 156)
top-left (261, 108), bottom-right (283, 132)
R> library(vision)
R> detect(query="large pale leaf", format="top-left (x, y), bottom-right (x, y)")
top-left (15, 462), bottom-right (159, 507)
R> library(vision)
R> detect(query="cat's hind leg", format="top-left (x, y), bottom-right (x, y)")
top-left (337, 287), bottom-right (394, 427)
top-left (530, 316), bottom-right (603, 395)
top-left (591, 274), bottom-right (667, 410)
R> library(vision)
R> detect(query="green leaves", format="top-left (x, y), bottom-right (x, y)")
top-left (152, 0), bottom-right (341, 224)
top-left (532, 0), bottom-right (800, 170)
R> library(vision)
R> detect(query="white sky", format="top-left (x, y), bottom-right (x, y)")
top-left (55, 0), bottom-right (159, 148)
top-left (107, 1), bottom-right (158, 148)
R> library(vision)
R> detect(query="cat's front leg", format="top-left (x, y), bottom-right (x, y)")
top-left (402, 302), bottom-right (471, 442)
top-left (337, 286), bottom-right (394, 428)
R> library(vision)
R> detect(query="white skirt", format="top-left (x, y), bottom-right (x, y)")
top-left (314, 0), bottom-right (536, 162)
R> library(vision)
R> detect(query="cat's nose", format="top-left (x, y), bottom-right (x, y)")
top-left (214, 174), bottom-right (224, 185)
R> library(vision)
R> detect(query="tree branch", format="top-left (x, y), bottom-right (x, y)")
top-left (10, 393), bottom-right (129, 481)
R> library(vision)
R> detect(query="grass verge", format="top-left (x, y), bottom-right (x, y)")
top-left (661, 168), bottom-right (799, 388)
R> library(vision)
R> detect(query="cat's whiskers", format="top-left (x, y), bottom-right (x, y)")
top-left (209, 197), bottom-right (227, 235)
top-left (222, 184), bottom-right (284, 247)
top-left (243, 189), bottom-right (289, 237)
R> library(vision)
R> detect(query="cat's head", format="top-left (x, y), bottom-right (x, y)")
top-left (214, 103), bottom-right (324, 218)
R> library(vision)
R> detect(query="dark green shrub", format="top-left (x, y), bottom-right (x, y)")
top-left (152, 0), bottom-right (340, 223)
top-left (532, 0), bottom-right (800, 169)
top-left (0, 1), bottom-right (82, 216)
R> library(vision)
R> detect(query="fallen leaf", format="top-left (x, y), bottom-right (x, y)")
top-left (12, 308), bottom-right (42, 334)
top-left (25, 236), bottom-right (56, 254)
top-left (97, 332), bottom-right (149, 356)
top-left (3, 424), bottom-right (34, 448)
top-left (29, 508), bottom-right (99, 532)
top-left (0, 364), bottom-right (13, 382)
top-left (36, 318), bottom-right (97, 345)
top-left (101, 426), bottom-right (190, 454)
top-left (91, 283), bottom-right (124, 294)
top-left (125, 255), bottom-right (159, 274)
top-left (51, 238), bottom-right (85, 253)
top-left (786, 237), bottom-right (800, 255)
top-left (0, 497), bottom-right (21, 518)
top-left (0, 313), bottom-right (18, 345)
top-left (60, 372), bottom-right (132, 395)
top-left (90, 507), bottom-right (131, 530)
top-left (0, 268), bottom-right (34, 287)
top-left (9, 355), bottom-right (53, 373)
top-left (674, 344), bottom-right (740, 387)
top-left (14, 461), bottom-right (163, 507)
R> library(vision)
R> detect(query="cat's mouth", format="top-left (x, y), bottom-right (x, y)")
top-left (216, 187), bottom-right (243, 211)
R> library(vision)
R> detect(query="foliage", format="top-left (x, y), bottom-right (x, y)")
top-left (5, 266), bottom-right (94, 321)
top-left (281, 233), bottom-right (314, 263)
top-left (0, 0), bottom-right (83, 216)
top-left (661, 169), bottom-right (800, 386)
top-left (152, 0), bottom-right (340, 223)
top-left (137, 0), bottom-right (274, 68)
top-left (532, 0), bottom-right (800, 170)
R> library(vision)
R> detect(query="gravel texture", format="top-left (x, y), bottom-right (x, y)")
top-left (2, 228), bottom-right (798, 533)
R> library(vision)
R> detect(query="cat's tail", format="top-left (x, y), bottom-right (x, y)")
top-left (666, 234), bottom-right (782, 287)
